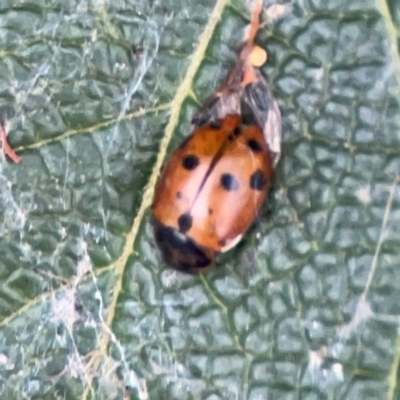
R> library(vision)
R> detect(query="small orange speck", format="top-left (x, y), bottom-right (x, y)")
top-left (0, 121), bottom-right (21, 163)
top-left (249, 45), bottom-right (267, 67)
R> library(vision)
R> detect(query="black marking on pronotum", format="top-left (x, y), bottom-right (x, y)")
top-left (247, 139), bottom-right (262, 152)
top-left (154, 227), bottom-right (173, 261)
top-left (249, 169), bottom-right (267, 191)
top-left (182, 155), bottom-right (199, 170)
top-left (177, 261), bottom-right (192, 271)
top-left (196, 258), bottom-right (210, 268)
top-left (220, 173), bottom-right (239, 191)
top-left (153, 222), bottom-right (213, 271)
top-left (178, 213), bottom-right (192, 233)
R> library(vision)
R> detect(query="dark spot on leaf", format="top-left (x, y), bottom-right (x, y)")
top-left (131, 45), bottom-right (144, 57)
top-left (178, 213), bottom-right (192, 233)
top-left (250, 169), bottom-right (267, 191)
top-left (220, 173), bottom-right (239, 191)
top-left (75, 303), bottom-right (83, 313)
top-left (247, 139), bottom-right (262, 152)
top-left (182, 155), bottom-right (199, 170)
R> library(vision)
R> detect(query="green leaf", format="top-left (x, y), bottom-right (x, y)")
top-left (1, 0), bottom-right (400, 399)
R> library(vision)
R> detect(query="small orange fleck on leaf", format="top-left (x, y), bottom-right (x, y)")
top-left (0, 121), bottom-right (21, 163)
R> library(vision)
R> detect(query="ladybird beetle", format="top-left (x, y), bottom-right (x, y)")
top-left (152, 0), bottom-right (282, 272)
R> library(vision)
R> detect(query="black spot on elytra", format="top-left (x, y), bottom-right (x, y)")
top-left (182, 155), bottom-right (199, 170)
top-left (233, 126), bottom-right (241, 136)
top-left (250, 169), bottom-right (267, 191)
top-left (247, 139), bottom-right (262, 152)
top-left (208, 208), bottom-right (213, 215)
top-left (176, 191), bottom-right (182, 199)
top-left (229, 126), bottom-right (242, 140)
top-left (221, 173), bottom-right (239, 191)
top-left (178, 213), bottom-right (192, 233)
top-left (209, 119), bottom-right (222, 129)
